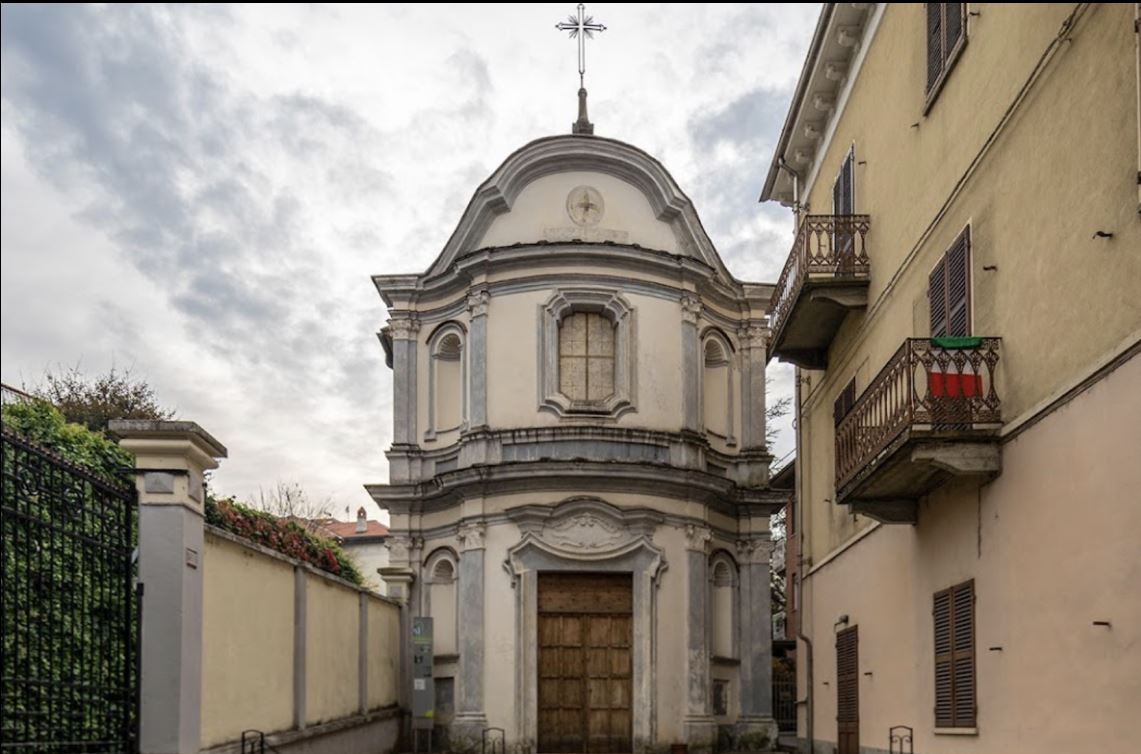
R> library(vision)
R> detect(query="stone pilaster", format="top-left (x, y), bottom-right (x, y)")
top-left (683, 524), bottom-right (716, 751)
top-left (387, 314), bottom-right (419, 479)
top-left (738, 325), bottom-right (769, 450)
top-left (680, 293), bottom-right (703, 463)
top-left (110, 420), bottom-right (226, 754)
top-left (467, 291), bottom-right (490, 430)
top-left (453, 520), bottom-right (488, 743)
top-left (735, 535), bottom-right (779, 750)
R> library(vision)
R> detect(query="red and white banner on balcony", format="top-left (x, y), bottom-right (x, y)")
top-left (928, 337), bottom-right (984, 398)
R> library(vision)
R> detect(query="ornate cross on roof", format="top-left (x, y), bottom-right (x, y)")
top-left (556, 4), bottom-right (606, 135)
top-left (556, 3), bottom-right (607, 89)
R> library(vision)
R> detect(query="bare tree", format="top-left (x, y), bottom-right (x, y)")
top-left (32, 362), bottom-right (173, 432)
top-left (254, 481), bottom-right (334, 533)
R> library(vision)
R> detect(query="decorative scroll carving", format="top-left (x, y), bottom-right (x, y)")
top-left (544, 512), bottom-right (627, 551)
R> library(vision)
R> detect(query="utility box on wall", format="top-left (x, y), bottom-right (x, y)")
top-left (412, 617), bottom-right (434, 729)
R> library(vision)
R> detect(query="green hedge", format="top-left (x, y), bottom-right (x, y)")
top-left (1, 398), bottom-right (133, 480)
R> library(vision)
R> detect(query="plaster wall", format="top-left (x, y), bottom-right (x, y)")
top-left (797, 2), bottom-right (1141, 565)
top-left (800, 353), bottom-right (1141, 754)
top-left (367, 599), bottom-right (400, 710)
top-left (305, 575), bottom-right (361, 725)
top-left (478, 171), bottom-right (680, 253)
top-left (201, 532), bottom-right (295, 747)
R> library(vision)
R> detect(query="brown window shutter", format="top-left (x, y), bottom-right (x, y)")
top-left (945, 3), bottom-right (964, 52)
top-left (934, 580), bottom-right (977, 728)
top-left (926, 3), bottom-right (944, 92)
top-left (929, 257), bottom-right (948, 337)
top-left (833, 378), bottom-right (856, 427)
top-left (951, 581), bottom-right (977, 726)
top-left (933, 588), bottom-right (954, 726)
top-left (946, 229), bottom-right (971, 336)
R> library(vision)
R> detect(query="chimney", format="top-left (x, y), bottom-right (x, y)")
top-left (356, 506), bottom-right (367, 534)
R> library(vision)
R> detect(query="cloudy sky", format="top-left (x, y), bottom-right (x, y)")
top-left (1, 3), bottom-right (817, 521)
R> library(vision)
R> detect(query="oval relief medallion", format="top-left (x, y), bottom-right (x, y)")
top-left (566, 185), bottom-right (604, 227)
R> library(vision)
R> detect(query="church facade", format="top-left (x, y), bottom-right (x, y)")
top-left (369, 133), bottom-right (783, 753)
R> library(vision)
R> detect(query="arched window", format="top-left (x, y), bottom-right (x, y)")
top-left (559, 311), bottom-right (615, 403)
top-left (710, 554), bottom-right (737, 659)
top-left (426, 326), bottom-right (465, 440)
top-left (703, 334), bottom-right (735, 443)
top-left (424, 550), bottom-right (457, 656)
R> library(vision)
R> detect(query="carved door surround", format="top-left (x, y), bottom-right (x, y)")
top-left (505, 498), bottom-right (666, 752)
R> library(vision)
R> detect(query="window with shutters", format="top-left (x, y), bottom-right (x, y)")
top-left (925, 3), bottom-right (967, 109)
top-left (832, 148), bottom-right (857, 269)
top-left (929, 228), bottom-right (971, 337)
top-left (833, 377), bottom-right (857, 427)
top-left (933, 580), bottom-right (976, 729)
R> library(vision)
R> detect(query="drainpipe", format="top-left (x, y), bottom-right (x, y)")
top-left (778, 153), bottom-right (812, 752)
top-left (793, 372), bottom-right (813, 753)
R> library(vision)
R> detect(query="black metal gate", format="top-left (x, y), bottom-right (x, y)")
top-left (1, 429), bottom-right (139, 752)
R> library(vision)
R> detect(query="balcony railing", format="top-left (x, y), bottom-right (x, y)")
top-left (835, 338), bottom-right (1002, 496)
top-left (768, 214), bottom-right (871, 353)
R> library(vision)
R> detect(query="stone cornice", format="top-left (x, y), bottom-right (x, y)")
top-left (367, 458), bottom-right (785, 514)
top-left (373, 243), bottom-right (773, 317)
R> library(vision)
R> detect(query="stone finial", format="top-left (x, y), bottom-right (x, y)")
top-left (572, 87), bottom-right (594, 135)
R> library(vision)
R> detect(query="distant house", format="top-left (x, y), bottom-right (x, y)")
top-left (312, 507), bottom-right (389, 594)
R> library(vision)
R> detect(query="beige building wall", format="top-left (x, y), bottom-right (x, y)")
top-left (800, 352), bottom-right (1141, 753)
top-left (797, 2), bottom-right (1141, 565)
top-left (201, 532), bottom-right (296, 748)
top-left (772, 4), bottom-right (1141, 753)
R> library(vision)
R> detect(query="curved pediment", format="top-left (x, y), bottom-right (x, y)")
top-left (504, 496), bottom-right (664, 564)
top-left (426, 135), bottom-right (735, 284)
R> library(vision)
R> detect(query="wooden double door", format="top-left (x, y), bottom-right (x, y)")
top-left (537, 573), bottom-right (633, 753)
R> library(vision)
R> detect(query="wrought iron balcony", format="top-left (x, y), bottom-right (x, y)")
top-left (835, 338), bottom-right (1003, 523)
top-left (768, 215), bottom-right (871, 369)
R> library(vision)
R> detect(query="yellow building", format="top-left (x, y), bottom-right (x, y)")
top-left (760, 4), bottom-right (1141, 753)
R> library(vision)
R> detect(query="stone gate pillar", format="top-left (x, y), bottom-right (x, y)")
top-left (110, 420), bottom-right (226, 754)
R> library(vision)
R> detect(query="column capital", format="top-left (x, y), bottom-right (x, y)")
top-left (458, 520), bottom-right (487, 551)
top-left (680, 292), bottom-right (702, 325)
top-left (387, 317), bottom-right (420, 341)
top-left (466, 289), bottom-right (491, 319)
top-left (683, 523), bottom-right (713, 553)
top-left (735, 535), bottom-right (774, 565)
top-left (737, 324), bottom-right (769, 351)
top-left (384, 534), bottom-right (421, 565)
